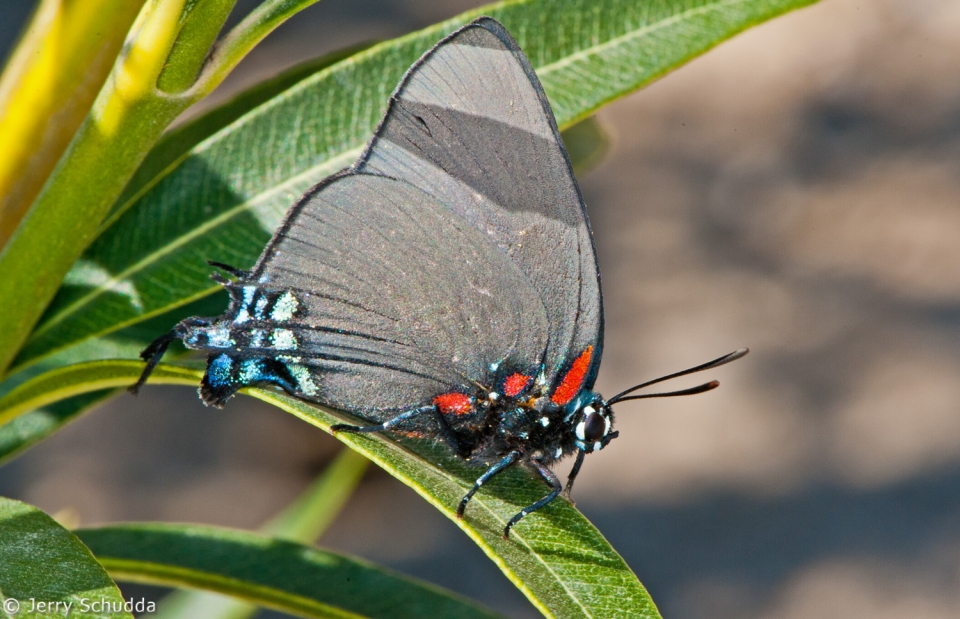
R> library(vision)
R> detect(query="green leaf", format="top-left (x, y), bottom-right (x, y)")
top-left (77, 523), bottom-right (504, 619)
top-left (156, 0), bottom-right (236, 94)
top-left (0, 0), bottom-right (327, 377)
top-left (0, 292), bottom-right (227, 465)
top-left (264, 395), bottom-right (658, 619)
top-left (0, 362), bottom-right (196, 428)
top-left (0, 361), bottom-right (661, 618)
top-left (0, 0), bottom-right (200, 377)
top-left (0, 497), bottom-right (132, 619)
top-left (109, 42), bottom-right (376, 233)
top-left (13, 0), bottom-right (819, 374)
top-left (153, 448), bottom-right (370, 619)
top-left (0, 41), bottom-right (372, 460)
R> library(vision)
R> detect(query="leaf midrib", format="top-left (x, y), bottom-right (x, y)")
top-left (100, 558), bottom-right (367, 619)
top-left (536, 0), bottom-right (749, 78)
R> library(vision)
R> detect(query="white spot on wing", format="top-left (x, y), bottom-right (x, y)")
top-left (206, 327), bottom-right (234, 348)
top-left (271, 329), bottom-right (297, 350)
top-left (286, 363), bottom-right (318, 395)
top-left (271, 291), bottom-right (299, 321)
top-left (242, 286), bottom-right (256, 306)
top-left (254, 295), bottom-right (269, 320)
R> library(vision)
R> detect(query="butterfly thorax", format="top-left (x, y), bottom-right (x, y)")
top-left (438, 381), bottom-right (616, 467)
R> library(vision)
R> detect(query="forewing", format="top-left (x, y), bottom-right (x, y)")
top-left (250, 173), bottom-right (549, 417)
top-left (359, 17), bottom-right (603, 388)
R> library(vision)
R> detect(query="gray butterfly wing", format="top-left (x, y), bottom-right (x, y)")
top-left (358, 17), bottom-right (604, 389)
top-left (250, 172), bottom-right (549, 416)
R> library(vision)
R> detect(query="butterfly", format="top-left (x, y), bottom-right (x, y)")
top-left (133, 17), bottom-right (746, 538)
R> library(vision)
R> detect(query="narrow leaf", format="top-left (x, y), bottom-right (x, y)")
top-left (154, 448), bottom-right (370, 619)
top-left (194, 0), bottom-right (327, 95)
top-left (0, 0), bottom-right (192, 377)
top-left (0, 362), bottom-right (196, 429)
top-left (109, 43), bottom-right (375, 231)
top-left (77, 523), bottom-right (504, 619)
top-left (0, 497), bottom-right (132, 619)
top-left (0, 0), bottom-right (333, 377)
top-left (0, 361), bottom-right (661, 619)
top-left (156, 0), bottom-right (236, 94)
top-left (14, 0), bottom-right (819, 374)
top-left (0, 292), bottom-right (225, 465)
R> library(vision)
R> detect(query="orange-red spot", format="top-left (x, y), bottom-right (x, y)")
top-left (551, 346), bottom-right (593, 406)
top-left (503, 373), bottom-right (532, 397)
top-left (434, 392), bottom-right (473, 415)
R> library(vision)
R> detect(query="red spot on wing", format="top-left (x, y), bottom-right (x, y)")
top-left (551, 346), bottom-right (594, 406)
top-left (434, 392), bottom-right (473, 415)
top-left (503, 373), bottom-right (532, 397)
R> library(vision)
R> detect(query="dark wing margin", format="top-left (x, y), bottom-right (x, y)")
top-left (358, 17), bottom-right (604, 390)
top-left (250, 172), bottom-right (549, 417)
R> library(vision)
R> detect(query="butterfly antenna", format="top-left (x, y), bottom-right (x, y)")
top-left (606, 348), bottom-right (748, 405)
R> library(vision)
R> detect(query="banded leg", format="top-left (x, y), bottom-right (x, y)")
top-left (331, 405), bottom-right (436, 434)
top-left (503, 461), bottom-right (562, 539)
top-left (457, 450), bottom-right (520, 519)
top-left (561, 449), bottom-right (586, 501)
top-left (332, 405), bottom-right (469, 458)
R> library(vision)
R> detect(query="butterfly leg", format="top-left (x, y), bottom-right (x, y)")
top-left (503, 460), bottom-right (562, 539)
top-left (561, 449), bottom-right (586, 503)
top-left (331, 405), bottom-right (436, 434)
top-left (430, 408), bottom-right (472, 458)
top-left (457, 450), bottom-right (520, 519)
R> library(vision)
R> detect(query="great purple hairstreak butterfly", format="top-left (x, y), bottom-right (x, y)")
top-left (133, 17), bottom-right (747, 538)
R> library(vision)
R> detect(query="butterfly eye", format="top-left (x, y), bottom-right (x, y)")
top-left (583, 411), bottom-right (607, 442)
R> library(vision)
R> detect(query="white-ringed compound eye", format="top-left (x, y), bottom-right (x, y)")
top-left (572, 397), bottom-right (613, 452)
top-left (582, 410), bottom-right (607, 442)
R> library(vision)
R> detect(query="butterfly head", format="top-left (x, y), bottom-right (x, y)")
top-left (567, 392), bottom-right (618, 454)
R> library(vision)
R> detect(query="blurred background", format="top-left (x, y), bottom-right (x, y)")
top-left (2, 0), bottom-right (959, 617)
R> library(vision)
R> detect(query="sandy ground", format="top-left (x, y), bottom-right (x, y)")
top-left (2, 1), bottom-right (959, 617)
